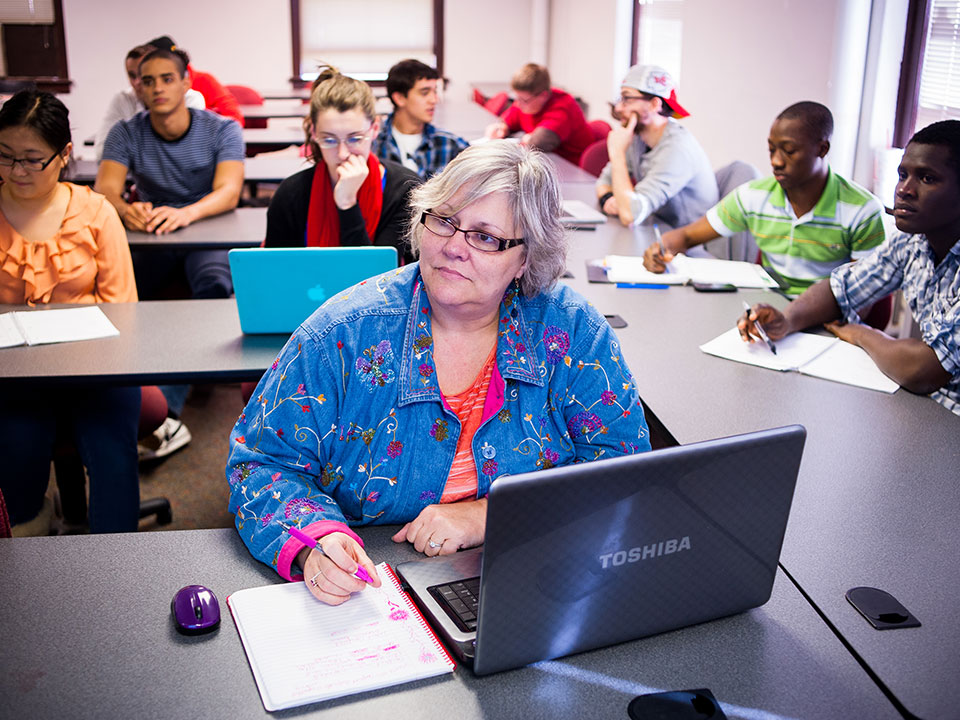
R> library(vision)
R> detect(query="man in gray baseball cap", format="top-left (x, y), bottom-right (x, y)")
top-left (596, 64), bottom-right (717, 229)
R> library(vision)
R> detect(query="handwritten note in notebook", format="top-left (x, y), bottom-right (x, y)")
top-left (700, 327), bottom-right (899, 393)
top-left (227, 562), bottom-right (455, 711)
top-left (0, 306), bottom-right (119, 348)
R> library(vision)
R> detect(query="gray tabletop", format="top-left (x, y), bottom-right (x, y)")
top-left (0, 527), bottom-right (898, 720)
top-left (240, 100), bottom-right (309, 120)
top-left (126, 207), bottom-right (267, 250)
top-left (0, 299), bottom-right (285, 386)
top-left (566, 218), bottom-right (960, 720)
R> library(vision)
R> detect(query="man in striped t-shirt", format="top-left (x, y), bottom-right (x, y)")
top-left (645, 102), bottom-right (885, 295)
top-left (739, 120), bottom-right (960, 417)
top-left (96, 47), bottom-right (244, 299)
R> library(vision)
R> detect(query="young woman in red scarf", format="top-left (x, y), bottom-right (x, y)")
top-left (264, 66), bottom-right (420, 260)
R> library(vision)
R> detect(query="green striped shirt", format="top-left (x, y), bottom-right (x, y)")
top-left (705, 168), bottom-right (886, 295)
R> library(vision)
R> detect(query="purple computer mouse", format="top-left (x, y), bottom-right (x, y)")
top-left (171, 585), bottom-right (221, 635)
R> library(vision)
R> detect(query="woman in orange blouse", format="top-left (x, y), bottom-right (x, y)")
top-left (0, 90), bottom-right (143, 533)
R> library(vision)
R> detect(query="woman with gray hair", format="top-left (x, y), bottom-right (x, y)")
top-left (227, 141), bottom-right (651, 606)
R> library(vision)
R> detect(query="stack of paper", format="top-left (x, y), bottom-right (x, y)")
top-left (0, 306), bottom-right (120, 348)
top-left (700, 327), bottom-right (899, 393)
top-left (228, 562), bottom-right (455, 711)
top-left (602, 253), bottom-right (778, 288)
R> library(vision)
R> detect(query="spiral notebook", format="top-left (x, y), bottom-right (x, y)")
top-left (228, 563), bottom-right (455, 711)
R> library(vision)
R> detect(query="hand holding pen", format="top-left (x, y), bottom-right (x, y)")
top-left (280, 521), bottom-right (380, 606)
top-left (739, 301), bottom-right (778, 354)
top-left (642, 224), bottom-right (676, 273)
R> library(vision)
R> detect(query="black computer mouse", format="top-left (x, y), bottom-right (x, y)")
top-left (171, 584), bottom-right (221, 635)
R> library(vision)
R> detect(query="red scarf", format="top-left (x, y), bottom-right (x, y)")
top-left (305, 154), bottom-right (383, 247)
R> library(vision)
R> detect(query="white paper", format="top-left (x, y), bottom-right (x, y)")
top-left (10, 306), bottom-right (119, 346)
top-left (700, 327), bottom-right (899, 392)
top-left (799, 339), bottom-right (899, 393)
top-left (228, 562), bottom-right (454, 711)
top-left (602, 254), bottom-right (687, 285)
top-left (0, 313), bottom-right (25, 348)
top-left (670, 255), bottom-right (779, 288)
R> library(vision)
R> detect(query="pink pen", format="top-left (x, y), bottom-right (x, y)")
top-left (279, 521), bottom-right (373, 583)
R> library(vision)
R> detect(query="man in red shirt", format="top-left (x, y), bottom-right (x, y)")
top-left (146, 35), bottom-right (244, 127)
top-left (485, 63), bottom-right (593, 165)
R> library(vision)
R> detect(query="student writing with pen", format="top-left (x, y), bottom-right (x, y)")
top-left (226, 144), bottom-right (651, 606)
top-left (740, 121), bottom-right (960, 416)
top-left (643, 102), bottom-right (886, 296)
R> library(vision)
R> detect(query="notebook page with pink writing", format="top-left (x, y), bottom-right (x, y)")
top-left (227, 562), bottom-right (455, 711)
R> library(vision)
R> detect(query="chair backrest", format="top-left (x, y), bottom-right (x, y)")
top-left (588, 119), bottom-right (612, 142)
top-left (0, 487), bottom-right (11, 538)
top-left (704, 160), bottom-right (762, 261)
top-left (484, 92), bottom-right (511, 116)
top-left (226, 84), bottom-right (264, 105)
top-left (578, 139), bottom-right (609, 178)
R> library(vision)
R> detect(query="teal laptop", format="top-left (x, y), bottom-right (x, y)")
top-left (228, 247), bottom-right (399, 334)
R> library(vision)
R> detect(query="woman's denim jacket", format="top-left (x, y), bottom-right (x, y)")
top-left (227, 263), bottom-right (651, 579)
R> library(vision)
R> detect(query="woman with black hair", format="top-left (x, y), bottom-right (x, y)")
top-left (0, 90), bottom-right (147, 534)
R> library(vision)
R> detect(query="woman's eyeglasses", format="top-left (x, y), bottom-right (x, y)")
top-left (420, 211), bottom-right (524, 253)
top-left (314, 128), bottom-right (372, 150)
top-left (0, 145), bottom-right (66, 173)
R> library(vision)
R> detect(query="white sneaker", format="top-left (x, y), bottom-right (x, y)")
top-left (138, 417), bottom-right (192, 461)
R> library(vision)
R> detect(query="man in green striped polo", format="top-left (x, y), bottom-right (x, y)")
top-left (643, 101), bottom-right (886, 295)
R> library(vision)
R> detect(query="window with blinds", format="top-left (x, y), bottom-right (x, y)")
top-left (915, 0), bottom-right (960, 130)
top-left (295, 0), bottom-right (438, 83)
top-left (633, 0), bottom-right (683, 80)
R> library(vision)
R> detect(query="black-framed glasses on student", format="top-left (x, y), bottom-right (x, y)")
top-left (420, 211), bottom-right (525, 253)
top-left (613, 94), bottom-right (648, 105)
top-left (0, 145), bottom-right (67, 173)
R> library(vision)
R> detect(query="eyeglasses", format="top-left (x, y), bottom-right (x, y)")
top-left (613, 94), bottom-right (648, 105)
top-left (420, 211), bottom-right (524, 253)
top-left (0, 145), bottom-right (66, 173)
top-left (314, 127), bottom-right (372, 150)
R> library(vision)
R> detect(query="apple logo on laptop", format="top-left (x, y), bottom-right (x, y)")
top-left (307, 284), bottom-right (326, 303)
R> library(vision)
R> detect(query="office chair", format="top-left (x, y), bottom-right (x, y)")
top-left (706, 160), bottom-right (762, 261)
top-left (588, 119), bottom-right (612, 142)
top-left (0, 488), bottom-right (11, 538)
top-left (578, 139), bottom-right (609, 178)
top-left (226, 85), bottom-right (267, 129)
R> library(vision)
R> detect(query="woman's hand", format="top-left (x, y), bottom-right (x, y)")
top-left (300, 531), bottom-right (381, 606)
top-left (333, 154), bottom-right (370, 210)
top-left (391, 499), bottom-right (488, 557)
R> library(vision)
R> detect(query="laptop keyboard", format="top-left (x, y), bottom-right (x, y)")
top-left (428, 577), bottom-right (481, 632)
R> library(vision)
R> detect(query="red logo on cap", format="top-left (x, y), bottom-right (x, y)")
top-left (651, 73), bottom-right (668, 86)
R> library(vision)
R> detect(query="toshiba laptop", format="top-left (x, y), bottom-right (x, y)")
top-left (396, 425), bottom-right (806, 675)
top-left (228, 247), bottom-right (398, 334)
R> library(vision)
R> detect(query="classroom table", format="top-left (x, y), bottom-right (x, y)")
top-left (0, 527), bottom-right (900, 720)
top-left (239, 99), bottom-right (308, 120)
top-left (65, 157), bottom-right (308, 187)
top-left (125, 207), bottom-right (267, 250)
top-left (257, 86), bottom-right (312, 101)
top-left (563, 215), bottom-right (960, 720)
top-left (0, 299), bottom-right (284, 387)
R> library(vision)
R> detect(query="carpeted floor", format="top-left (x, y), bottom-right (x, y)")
top-left (138, 382), bottom-right (247, 532)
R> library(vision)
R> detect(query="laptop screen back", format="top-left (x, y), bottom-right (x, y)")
top-left (228, 247), bottom-right (398, 334)
top-left (471, 425), bottom-right (805, 675)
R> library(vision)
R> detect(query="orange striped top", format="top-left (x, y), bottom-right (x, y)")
top-left (440, 346), bottom-right (497, 503)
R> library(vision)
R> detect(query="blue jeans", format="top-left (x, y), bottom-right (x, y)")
top-left (0, 385), bottom-right (141, 532)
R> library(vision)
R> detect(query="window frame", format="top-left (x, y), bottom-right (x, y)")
top-left (289, 0), bottom-right (444, 88)
top-left (0, 0), bottom-right (70, 93)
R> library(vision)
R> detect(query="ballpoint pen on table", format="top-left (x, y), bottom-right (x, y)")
top-left (741, 301), bottom-right (777, 355)
top-left (278, 521), bottom-right (373, 583)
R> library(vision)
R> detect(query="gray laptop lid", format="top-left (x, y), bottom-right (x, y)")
top-left (397, 425), bottom-right (805, 676)
top-left (228, 247), bottom-right (398, 334)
